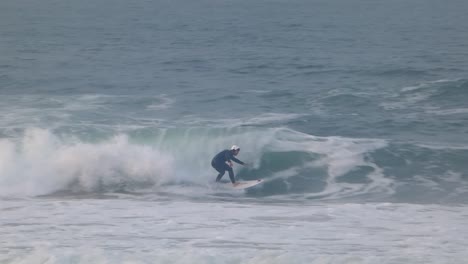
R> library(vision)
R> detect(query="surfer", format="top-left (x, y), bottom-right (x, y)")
top-left (211, 145), bottom-right (247, 186)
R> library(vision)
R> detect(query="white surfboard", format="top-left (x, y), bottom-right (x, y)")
top-left (230, 179), bottom-right (264, 190)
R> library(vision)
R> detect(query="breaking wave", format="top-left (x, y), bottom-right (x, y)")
top-left (0, 127), bottom-right (467, 203)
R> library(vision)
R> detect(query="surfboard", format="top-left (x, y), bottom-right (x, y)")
top-left (230, 179), bottom-right (264, 190)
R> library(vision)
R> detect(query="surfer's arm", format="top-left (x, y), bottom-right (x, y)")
top-left (231, 157), bottom-right (245, 165)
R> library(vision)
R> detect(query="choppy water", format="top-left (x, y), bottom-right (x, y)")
top-left (1, 0), bottom-right (468, 263)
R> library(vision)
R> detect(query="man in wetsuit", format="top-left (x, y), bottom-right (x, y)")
top-left (211, 145), bottom-right (247, 186)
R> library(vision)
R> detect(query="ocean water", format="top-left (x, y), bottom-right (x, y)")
top-left (1, 0), bottom-right (468, 263)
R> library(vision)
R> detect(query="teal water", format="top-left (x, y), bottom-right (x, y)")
top-left (1, 0), bottom-right (468, 262)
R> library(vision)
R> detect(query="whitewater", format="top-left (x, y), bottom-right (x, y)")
top-left (2, 0), bottom-right (468, 263)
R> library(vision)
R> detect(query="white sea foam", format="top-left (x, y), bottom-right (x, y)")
top-left (241, 113), bottom-right (305, 126)
top-left (179, 113), bottom-right (305, 127)
top-left (381, 78), bottom-right (462, 111)
top-left (413, 142), bottom-right (468, 150)
top-left (0, 94), bottom-right (173, 132)
top-left (3, 201), bottom-right (468, 264)
top-left (0, 129), bottom-right (174, 196)
top-left (263, 129), bottom-right (392, 199)
top-left (4, 247), bottom-right (430, 264)
top-left (425, 107), bottom-right (468, 116)
top-left (146, 94), bottom-right (175, 110)
top-left (400, 79), bottom-right (459, 92)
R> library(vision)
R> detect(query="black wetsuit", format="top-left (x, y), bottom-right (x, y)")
top-left (211, 149), bottom-right (244, 183)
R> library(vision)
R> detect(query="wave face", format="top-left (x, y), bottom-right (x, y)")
top-left (1, 127), bottom-right (467, 203)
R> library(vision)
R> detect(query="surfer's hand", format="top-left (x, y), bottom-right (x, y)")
top-left (228, 161), bottom-right (233, 167)
top-left (244, 162), bottom-right (252, 168)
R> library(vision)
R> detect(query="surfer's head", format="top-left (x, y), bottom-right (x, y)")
top-left (231, 145), bottom-right (240, 155)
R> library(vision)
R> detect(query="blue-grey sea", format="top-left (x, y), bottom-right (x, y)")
top-left (1, 0), bottom-right (468, 263)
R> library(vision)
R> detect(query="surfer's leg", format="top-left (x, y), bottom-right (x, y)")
top-left (215, 171), bottom-right (225, 182)
top-left (227, 167), bottom-right (235, 184)
top-left (213, 162), bottom-right (225, 182)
